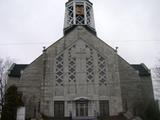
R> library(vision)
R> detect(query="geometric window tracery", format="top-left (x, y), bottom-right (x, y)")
top-left (67, 4), bottom-right (74, 25)
top-left (86, 5), bottom-right (91, 25)
top-left (98, 54), bottom-right (107, 86)
top-left (68, 45), bottom-right (76, 83)
top-left (76, 15), bottom-right (85, 25)
top-left (86, 45), bottom-right (94, 83)
top-left (76, 4), bottom-right (85, 25)
top-left (55, 54), bottom-right (64, 86)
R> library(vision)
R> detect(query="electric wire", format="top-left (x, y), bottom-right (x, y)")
top-left (0, 40), bottom-right (160, 46)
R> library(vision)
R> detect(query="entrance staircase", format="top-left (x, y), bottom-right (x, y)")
top-left (40, 112), bottom-right (142, 120)
top-left (72, 116), bottom-right (97, 120)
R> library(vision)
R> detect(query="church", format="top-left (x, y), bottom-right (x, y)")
top-left (7, 0), bottom-right (154, 120)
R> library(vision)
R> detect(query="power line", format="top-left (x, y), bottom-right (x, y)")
top-left (0, 42), bottom-right (53, 46)
top-left (108, 40), bottom-right (160, 42)
top-left (0, 40), bottom-right (160, 46)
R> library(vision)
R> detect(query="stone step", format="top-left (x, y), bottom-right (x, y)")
top-left (72, 116), bottom-right (97, 120)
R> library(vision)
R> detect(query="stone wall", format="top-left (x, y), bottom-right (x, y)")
top-left (17, 56), bottom-right (43, 118)
top-left (118, 56), bottom-right (146, 115)
top-left (6, 77), bottom-right (20, 88)
top-left (139, 75), bottom-right (155, 110)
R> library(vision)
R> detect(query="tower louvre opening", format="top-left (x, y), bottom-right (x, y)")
top-left (64, 0), bottom-right (96, 34)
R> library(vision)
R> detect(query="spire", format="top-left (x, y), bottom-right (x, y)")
top-left (64, 0), bottom-right (96, 34)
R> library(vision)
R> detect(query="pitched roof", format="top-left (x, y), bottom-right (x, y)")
top-left (131, 63), bottom-right (151, 76)
top-left (8, 64), bottom-right (28, 77)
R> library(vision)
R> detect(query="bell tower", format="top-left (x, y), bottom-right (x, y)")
top-left (64, 0), bottom-right (96, 34)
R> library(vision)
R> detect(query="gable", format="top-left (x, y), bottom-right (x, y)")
top-left (52, 38), bottom-right (122, 99)
top-left (55, 39), bottom-right (108, 60)
top-left (63, 26), bottom-right (116, 58)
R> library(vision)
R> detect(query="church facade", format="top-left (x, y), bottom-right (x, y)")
top-left (7, 0), bottom-right (154, 119)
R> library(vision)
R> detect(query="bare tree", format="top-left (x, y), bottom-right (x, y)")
top-left (0, 58), bottom-right (14, 111)
top-left (153, 59), bottom-right (160, 101)
top-left (155, 62), bottom-right (160, 78)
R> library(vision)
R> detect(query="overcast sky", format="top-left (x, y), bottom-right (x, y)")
top-left (0, 0), bottom-right (160, 69)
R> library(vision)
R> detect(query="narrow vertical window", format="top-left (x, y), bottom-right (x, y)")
top-left (98, 54), bottom-right (107, 86)
top-left (55, 54), bottom-right (64, 86)
top-left (86, 5), bottom-right (91, 24)
top-left (67, 4), bottom-right (74, 25)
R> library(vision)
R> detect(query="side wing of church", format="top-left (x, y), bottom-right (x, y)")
top-left (7, 0), bottom-right (154, 120)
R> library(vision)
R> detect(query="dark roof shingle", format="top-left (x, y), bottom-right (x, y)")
top-left (131, 63), bottom-right (151, 76)
top-left (8, 64), bottom-right (28, 77)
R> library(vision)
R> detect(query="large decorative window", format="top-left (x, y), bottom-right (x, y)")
top-left (54, 41), bottom-right (108, 96)
top-left (68, 45), bottom-right (76, 83)
top-left (98, 54), bottom-right (107, 86)
top-left (86, 45), bottom-right (94, 83)
top-left (55, 54), bottom-right (64, 86)
top-left (68, 45), bottom-right (77, 94)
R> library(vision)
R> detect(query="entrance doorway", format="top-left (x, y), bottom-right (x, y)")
top-left (54, 101), bottom-right (64, 117)
top-left (76, 101), bottom-right (88, 116)
top-left (99, 100), bottom-right (109, 117)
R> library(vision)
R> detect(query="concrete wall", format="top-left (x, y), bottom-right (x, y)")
top-left (118, 56), bottom-right (143, 114)
top-left (6, 77), bottom-right (20, 88)
top-left (20, 56), bottom-right (43, 118)
top-left (118, 56), bottom-right (155, 116)
top-left (139, 75), bottom-right (155, 110)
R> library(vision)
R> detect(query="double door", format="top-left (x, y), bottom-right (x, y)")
top-left (76, 101), bottom-right (88, 117)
